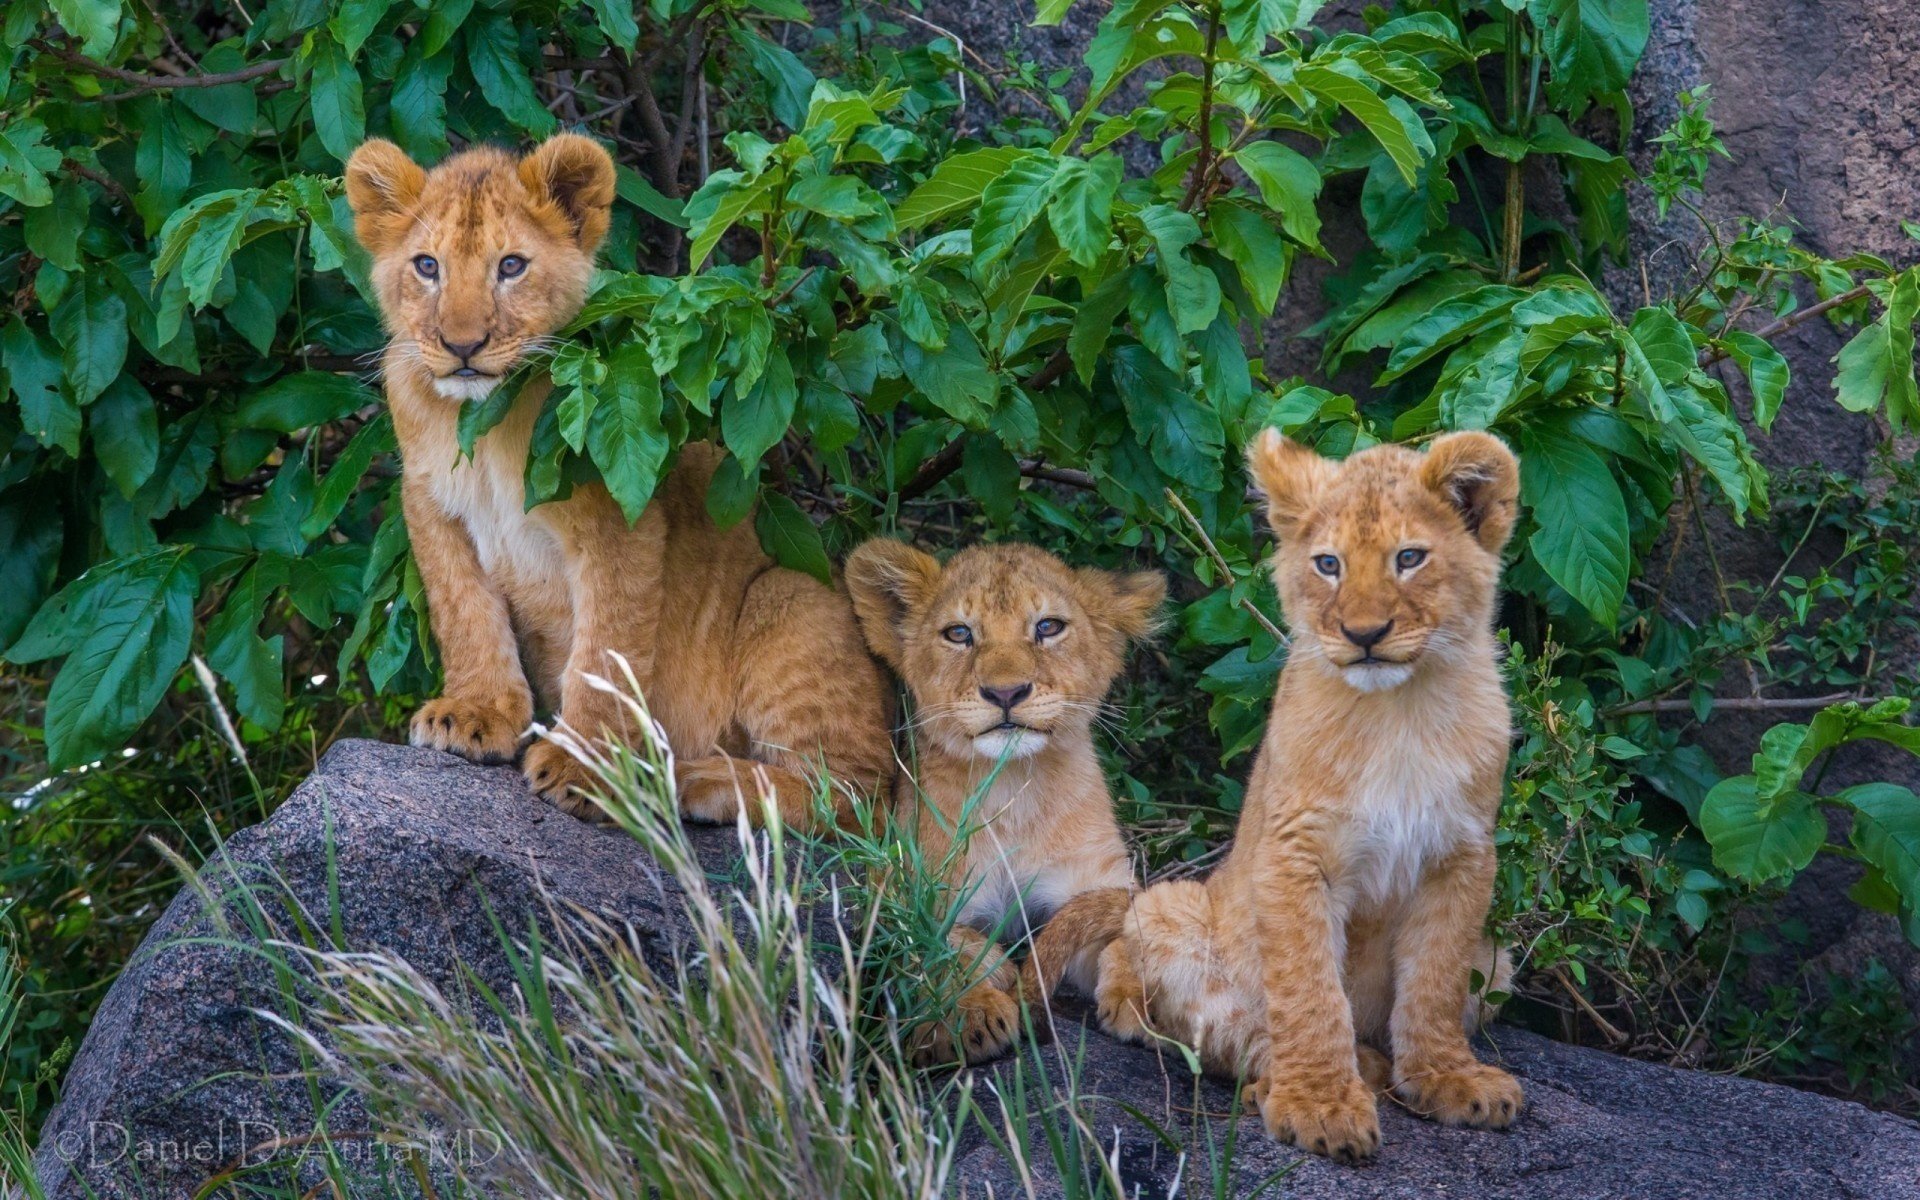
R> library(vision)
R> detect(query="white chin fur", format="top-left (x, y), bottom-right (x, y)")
top-left (970, 728), bottom-right (1048, 761)
top-left (432, 375), bottom-right (501, 402)
top-left (1341, 662), bottom-right (1415, 693)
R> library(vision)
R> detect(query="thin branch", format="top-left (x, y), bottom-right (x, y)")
top-left (50, 45), bottom-right (286, 97)
top-left (1166, 488), bottom-right (1289, 648)
top-left (1698, 284), bottom-right (1874, 368)
top-left (1607, 691), bottom-right (1855, 716)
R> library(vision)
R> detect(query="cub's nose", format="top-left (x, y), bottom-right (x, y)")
top-left (441, 335), bottom-right (489, 362)
top-left (1341, 620), bottom-right (1394, 651)
top-left (979, 683), bottom-right (1033, 712)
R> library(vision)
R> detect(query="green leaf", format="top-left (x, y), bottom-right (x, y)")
top-left (233, 372), bottom-right (378, 433)
top-left (24, 180), bottom-right (86, 270)
top-left (737, 29), bottom-right (815, 129)
top-left (974, 155), bottom-right (1061, 269)
top-left (330, 0), bottom-right (391, 56)
top-left (962, 436), bottom-right (1022, 525)
top-left (1831, 271), bottom-right (1919, 433)
top-left (706, 454), bottom-right (759, 530)
top-left (1112, 344), bottom-right (1223, 490)
top-left (0, 119), bottom-right (63, 207)
top-left (1699, 776), bottom-right (1823, 884)
top-left (754, 491), bottom-right (832, 586)
top-left (1843, 783), bottom-right (1920, 943)
top-left (1222, 0), bottom-right (1324, 50)
top-left (1068, 268), bottom-right (1136, 385)
top-left (133, 105), bottom-right (191, 233)
top-left (51, 271), bottom-right (128, 405)
top-left (1719, 330), bottom-right (1790, 432)
top-left (583, 0), bottom-right (638, 51)
top-left (1531, 0), bottom-right (1649, 108)
top-left (391, 43), bottom-right (452, 161)
top-left (49, 0), bottom-right (121, 58)
top-left (7, 547), bottom-right (200, 768)
top-left (683, 170), bottom-right (776, 270)
top-left (468, 14), bottom-right (558, 136)
top-left (1297, 64), bottom-right (1423, 185)
top-left (0, 493), bottom-right (64, 648)
top-left (309, 37), bottom-right (367, 163)
top-left (1137, 204), bottom-right (1220, 335)
top-left (895, 147), bottom-right (1032, 230)
top-left (1379, 284), bottom-right (1524, 382)
top-left (1520, 419), bottom-right (1630, 624)
top-left (1047, 154), bottom-right (1122, 267)
top-left (90, 375), bottom-right (159, 499)
top-left (3, 317), bottom-right (78, 455)
top-left (1624, 307), bottom-right (1760, 516)
top-left (1209, 202), bottom-right (1288, 316)
top-left (1232, 141), bottom-right (1324, 253)
top-left (723, 345), bottom-right (797, 471)
top-left (900, 322), bottom-right (999, 427)
top-left (303, 412), bottom-right (395, 540)
top-left (590, 342), bottom-right (670, 522)
top-left (206, 556), bottom-right (288, 731)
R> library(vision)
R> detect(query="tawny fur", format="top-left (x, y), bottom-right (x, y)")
top-left (344, 135), bottom-right (892, 825)
top-left (1029, 431), bottom-right (1524, 1162)
top-left (844, 540), bottom-right (1163, 1066)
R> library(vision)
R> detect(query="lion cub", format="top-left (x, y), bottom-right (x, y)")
top-left (844, 539), bottom-right (1163, 1065)
top-left (1025, 430), bottom-right (1522, 1160)
top-left (344, 135), bottom-right (891, 825)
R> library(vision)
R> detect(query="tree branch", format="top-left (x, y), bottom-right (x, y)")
top-left (1697, 284), bottom-right (1873, 368)
top-left (51, 46), bottom-right (287, 98)
top-left (1607, 691), bottom-right (1856, 716)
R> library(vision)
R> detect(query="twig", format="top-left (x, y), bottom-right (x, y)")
top-left (1165, 488), bottom-right (1290, 648)
top-left (1607, 691), bottom-right (1854, 716)
top-left (1698, 284), bottom-right (1874, 368)
top-left (1550, 965), bottom-right (1628, 1045)
top-left (51, 46), bottom-right (286, 97)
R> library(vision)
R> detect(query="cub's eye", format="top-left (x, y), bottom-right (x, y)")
top-left (1034, 617), bottom-right (1066, 641)
top-left (413, 255), bottom-right (439, 280)
top-left (498, 254), bottom-right (527, 280)
top-left (1313, 554), bottom-right (1341, 577)
top-left (1396, 547), bottom-right (1428, 571)
top-left (942, 624), bottom-right (974, 646)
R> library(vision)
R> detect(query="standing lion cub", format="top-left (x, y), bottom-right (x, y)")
top-left (1024, 430), bottom-right (1521, 1161)
top-left (344, 134), bottom-right (891, 824)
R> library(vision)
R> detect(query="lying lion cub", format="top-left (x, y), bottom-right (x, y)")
top-left (344, 134), bottom-right (891, 824)
top-left (1025, 430), bottom-right (1520, 1160)
top-left (844, 539), bottom-right (1163, 1064)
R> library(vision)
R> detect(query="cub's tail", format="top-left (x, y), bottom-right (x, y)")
top-left (1014, 887), bottom-right (1134, 1018)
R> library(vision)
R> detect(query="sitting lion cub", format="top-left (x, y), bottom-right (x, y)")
top-left (344, 134), bottom-right (891, 824)
top-left (844, 539), bottom-right (1163, 1064)
top-left (1024, 430), bottom-right (1521, 1160)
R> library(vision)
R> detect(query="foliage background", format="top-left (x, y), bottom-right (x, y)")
top-left (2, 0), bottom-right (1918, 1138)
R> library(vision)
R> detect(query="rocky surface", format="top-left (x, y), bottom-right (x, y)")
top-left (32, 740), bottom-right (1920, 1199)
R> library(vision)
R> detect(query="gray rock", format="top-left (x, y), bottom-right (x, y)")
top-left (32, 739), bottom-right (1920, 1199)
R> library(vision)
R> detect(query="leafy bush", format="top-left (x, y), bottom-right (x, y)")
top-left (3, 0), bottom-right (1918, 1127)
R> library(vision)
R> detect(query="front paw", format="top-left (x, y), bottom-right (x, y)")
top-left (522, 741), bottom-right (603, 820)
top-left (910, 985), bottom-right (1019, 1068)
top-left (1256, 1075), bottom-right (1380, 1163)
top-left (1094, 981), bottom-right (1150, 1044)
top-left (410, 696), bottom-right (527, 765)
top-left (1394, 1060), bottom-right (1523, 1129)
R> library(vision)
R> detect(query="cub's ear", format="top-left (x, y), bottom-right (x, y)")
top-left (520, 134), bottom-right (617, 254)
top-left (1076, 568), bottom-right (1167, 643)
top-left (1246, 427), bottom-right (1336, 539)
top-left (1421, 431), bottom-right (1520, 553)
top-left (343, 139), bottom-right (427, 256)
top-left (844, 538), bottom-right (942, 669)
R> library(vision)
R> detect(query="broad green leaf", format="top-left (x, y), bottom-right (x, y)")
top-left (1297, 64), bottom-right (1423, 185)
top-left (1112, 344), bottom-right (1224, 490)
top-left (899, 322), bottom-right (999, 426)
top-left (0, 119), bottom-right (63, 207)
top-left (1047, 154), bottom-right (1122, 267)
top-left (1700, 776), bottom-right (1823, 884)
top-left (1531, 0), bottom-right (1649, 109)
top-left (1434, 325), bottom-right (1525, 429)
top-left (0, 493), bottom-right (63, 648)
top-left (1720, 329), bottom-right (1790, 432)
top-left (330, 0), bottom-right (392, 58)
top-left (1520, 419), bottom-right (1630, 624)
top-left (706, 454), bottom-right (759, 530)
top-left (737, 29), bottom-right (815, 128)
top-left (1136, 204), bottom-right (1220, 335)
top-left (1831, 271), bottom-right (1919, 433)
top-left (206, 556), bottom-right (288, 731)
top-left (24, 180), bottom-right (86, 270)
top-left (303, 413), bottom-right (395, 539)
top-left (1209, 202), bottom-right (1288, 316)
top-left (51, 271), bottom-right (128, 405)
top-left (4, 317), bottom-right (78, 455)
top-left (723, 345), bottom-right (797, 471)
top-left (309, 37), bottom-right (367, 163)
top-left (90, 375), bottom-right (159, 498)
top-left (1068, 268), bottom-right (1136, 384)
top-left (1232, 141), bottom-right (1324, 253)
top-left (50, 0), bottom-right (121, 58)
top-left (754, 491), bottom-right (832, 585)
top-left (583, 0), bottom-right (638, 51)
top-left (468, 14), bottom-right (558, 135)
top-left (1624, 307), bottom-right (1760, 516)
top-left (391, 43), bottom-right (452, 161)
top-left (590, 342), bottom-right (670, 522)
top-left (232, 372), bottom-right (378, 433)
top-left (9, 547), bottom-right (200, 768)
top-left (895, 147), bottom-right (1032, 230)
top-left (1380, 285), bottom-right (1525, 382)
top-left (974, 155), bottom-right (1061, 269)
top-left (1222, 0), bottom-right (1324, 50)
top-left (1843, 783), bottom-right (1920, 944)
top-left (133, 104), bottom-right (192, 233)
top-left (684, 170), bottom-right (776, 270)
